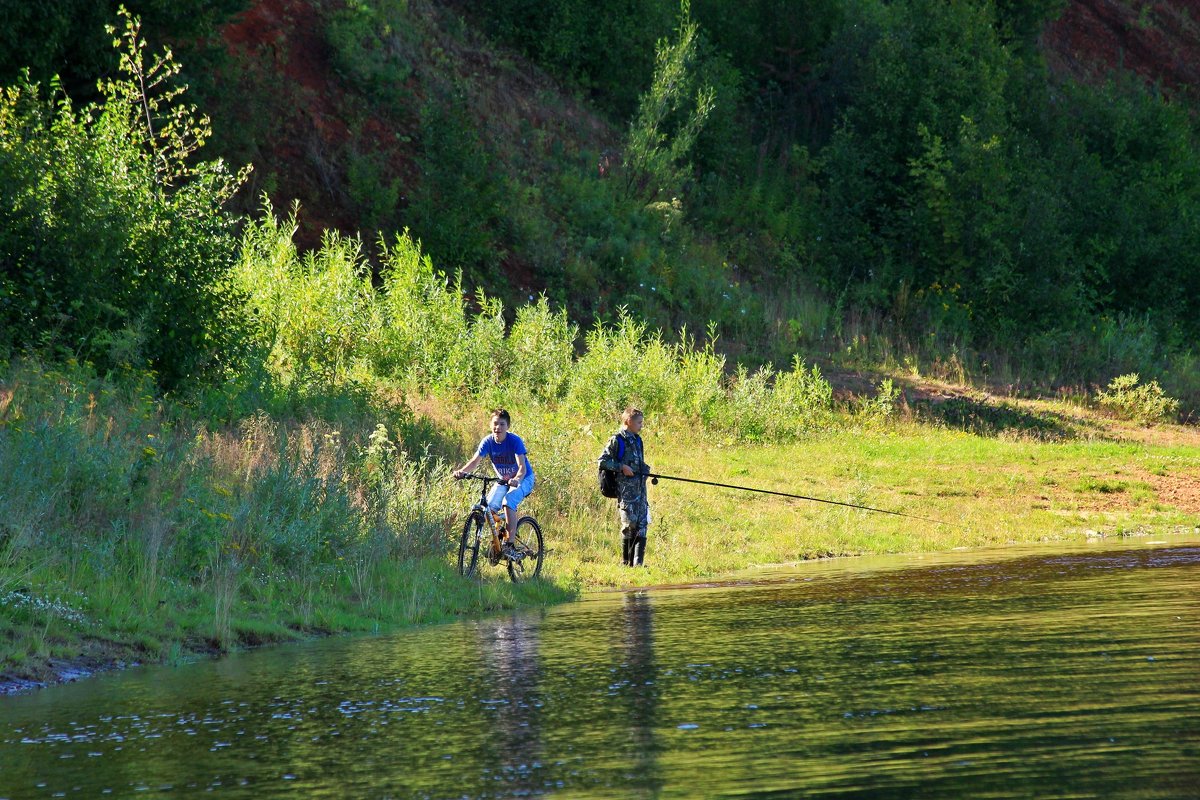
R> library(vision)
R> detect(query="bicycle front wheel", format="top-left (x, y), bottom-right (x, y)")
top-left (507, 516), bottom-right (544, 583)
top-left (459, 510), bottom-right (484, 577)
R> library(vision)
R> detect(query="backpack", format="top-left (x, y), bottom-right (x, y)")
top-left (598, 436), bottom-right (625, 499)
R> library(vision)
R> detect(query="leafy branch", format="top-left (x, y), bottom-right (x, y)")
top-left (622, 0), bottom-right (715, 203)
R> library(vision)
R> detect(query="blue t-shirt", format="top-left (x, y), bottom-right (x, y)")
top-left (475, 433), bottom-right (533, 480)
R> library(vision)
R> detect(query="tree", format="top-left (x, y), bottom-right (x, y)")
top-left (622, 0), bottom-right (715, 203)
top-left (0, 8), bottom-right (250, 389)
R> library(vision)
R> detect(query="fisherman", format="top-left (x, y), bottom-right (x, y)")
top-left (598, 407), bottom-right (650, 566)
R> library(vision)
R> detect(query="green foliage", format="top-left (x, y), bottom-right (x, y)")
top-left (236, 208), bottom-right (376, 398)
top-left (346, 147), bottom-right (403, 232)
top-left (503, 298), bottom-right (578, 402)
top-left (326, 0), bottom-right (415, 108)
top-left (792, 0), bottom-right (1200, 374)
top-left (235, 213), bottom-right (837, 441)
top-left (991, 0), bottom-right (1065, 47)
top-left (0, 9), bottom-right (249, 389)
top-left (0, 1), bottom-right (247, 101)
top-left (690, 0), bottom-right (843, 144)
top-left (238, 209), bottom-right (509, 397)
top-left (462, 0), bottom-right (676, 116)
top-left (0, 356), bottom-right (497, 658)
top-left (622, 1), bottom-right (715, 203)
top-left (858, 378), bottom-right (901, 426)
top-left (567, 312), bottom-right (684, 416)
top-left (562, 311), bottom-right (833, 439)
top-left (375, 231), bottom-right (507, 393)
top-left (407, 96), bottom-right (504, 283)
top-left (1096, 374), bottom-right (1179, 425)
top-left (726, 358), bottom-right (833, 441)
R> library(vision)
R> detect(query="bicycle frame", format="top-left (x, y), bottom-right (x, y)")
top-left (455, 472), bottom-right (545, 582)
top-left (467, 474), bottom-right (506, 561)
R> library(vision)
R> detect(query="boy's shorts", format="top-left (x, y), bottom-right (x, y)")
top-left (487, 472), bottom-right (535, 513)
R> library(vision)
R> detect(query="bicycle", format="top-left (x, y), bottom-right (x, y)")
top-left (454, 473), bottom-right (544, 582)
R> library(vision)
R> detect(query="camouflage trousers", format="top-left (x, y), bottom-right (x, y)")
top-left (619, 495), bottom-right (649, 541)
top-left (619, 494), bottom-right (649, 566)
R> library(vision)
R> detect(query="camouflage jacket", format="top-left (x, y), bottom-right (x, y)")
top-left (598, 429), bottom-right (650, 506)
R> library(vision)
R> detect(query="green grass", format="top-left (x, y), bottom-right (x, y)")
top-left (471, 412), bottom-right (1200, 591)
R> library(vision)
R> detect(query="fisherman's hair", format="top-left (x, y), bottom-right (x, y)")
top-left (621, 407), bottom-right (644, 423)
top-left (490, 408), bottom-right (512, 424)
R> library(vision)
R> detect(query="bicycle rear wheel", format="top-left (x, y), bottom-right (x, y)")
top-left (507, 515), bottom-right (544, 583)
top-left (459, 510), bottom-right (484, 577)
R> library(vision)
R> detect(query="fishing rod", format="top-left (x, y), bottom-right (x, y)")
top-left (642, 471), bottom-right (950, 526)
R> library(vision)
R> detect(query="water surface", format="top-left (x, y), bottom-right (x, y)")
top-left (2, 538), bottom-right (1198, 798)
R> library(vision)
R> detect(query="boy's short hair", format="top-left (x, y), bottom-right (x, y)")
top-left (621, 407), bottom-right (644, 423)
top-left (490, 408), bottom-right (512, 424)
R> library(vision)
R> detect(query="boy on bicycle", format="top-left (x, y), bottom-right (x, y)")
top-left (453, 408), bottom-right (535, 558)
top-left (598, 407), bottom-right (650, 566)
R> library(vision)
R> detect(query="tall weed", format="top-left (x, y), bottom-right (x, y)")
top-left (237, 210), bottom-right (377, 397)
top-left (502, 298), bottom-right (577, 402)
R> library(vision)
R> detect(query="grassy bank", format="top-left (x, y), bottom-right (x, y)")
top-left (3, 358), bottom-right (1198, 690)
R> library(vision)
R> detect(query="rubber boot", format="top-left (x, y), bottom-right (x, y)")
top-left (632, 536), bottom-right (646, 566)
top-left (622, 537), bottom-right (635, 566)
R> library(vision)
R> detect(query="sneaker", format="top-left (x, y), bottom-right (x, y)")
top-left (500, 541), bottom-right (522, 560)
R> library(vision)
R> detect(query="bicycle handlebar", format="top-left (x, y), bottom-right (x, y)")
top-left (454, 472), bottom-right (496, 483)
top-left (455, 472), bottom-right (520, 486)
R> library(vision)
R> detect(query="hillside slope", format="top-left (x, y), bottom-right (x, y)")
top-left (212, 0), bottom-right (1200, 250)
top-left (215, 0), bottom-right (615, 260)
top-left (1044, 0), bottom-right (1200, 99)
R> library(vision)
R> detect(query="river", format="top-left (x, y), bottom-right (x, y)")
top-left (2, 537), bottom-right (1198, 798)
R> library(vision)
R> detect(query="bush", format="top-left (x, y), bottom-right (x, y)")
top-left (622, 2), bottom-right (715, 203)
top-left (326, 0), bottom-right (415, 109)
top-left (406, 96), bottom-right (504, 284)
top-left (0, 10), bottom-right (249, 390)
top-left (461, 0), bottom-right (675, 117)
top-left (566, 312), bottom-right (684, 417)
top-left (237, 207), bottom-right (841, 444)
top-left (725, 357), bottom-right (833, 441)
top-left (503, 297), bottom-right (578, 402)
top-left (1096, 374), bottom-right (1179, 425)
top-left (236, 208), bottom-right (377, 398)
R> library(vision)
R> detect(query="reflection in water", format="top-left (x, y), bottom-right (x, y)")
top-left (617, 591), bottom-right (660, 797)
top-left (1, 541), bottom-right (1198, 798)
top-left (475, 612), bottom-right (542, 792)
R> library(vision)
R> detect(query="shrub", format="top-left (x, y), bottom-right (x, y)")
top-left (461, 0), bottom-right (674, 117)
top-left (406, 96), bottom-right (503, 284)
top-left (725, 357), bottom-right (834, 441)
top-left (1096, 374), bottom-right (1179, 425)
top-left (622, 1), bottom-right (715, 203)
top-left (566, 312), bottom-right (681, 417)
top-left (236, 209), bottom-right (377, 398)
top-left (372, 230), bottom-right (466, 388)
top-left (326, 0), bottom-right (415, 108)
top-left (503, 297), bottom-right (578, 402)
top-left (0, 10), bottom-right (249, 390)
top-left (857, 378), bottom-right (901, 426)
